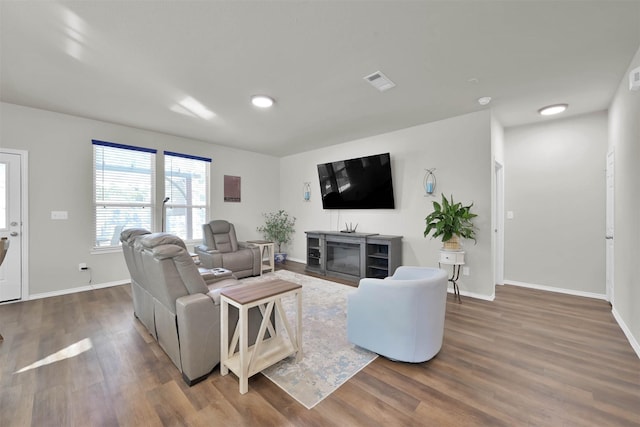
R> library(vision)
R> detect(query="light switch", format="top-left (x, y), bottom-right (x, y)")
top-left (51, 211), bottom-right (68, 220)
top-left (506, 211), bottom-right (514, 220)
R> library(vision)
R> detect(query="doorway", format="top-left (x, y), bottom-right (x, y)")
top-left (494, 160), bottom-right (505, 288)
top-left (605, 150), bottom-right (614, 303)
top-left (0, 150), bottom-right (28, 302)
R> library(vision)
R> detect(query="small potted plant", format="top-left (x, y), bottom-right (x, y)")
top-left (257, 209), bottom-right (297, 263)
top-left (424, 194), bottom-right (477, 250)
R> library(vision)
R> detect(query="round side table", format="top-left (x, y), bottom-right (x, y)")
top-left (438, 250), bottom-right (465, 303)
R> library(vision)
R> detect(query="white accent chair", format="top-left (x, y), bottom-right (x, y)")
top-left (347, 266), bottom-right (449, 363)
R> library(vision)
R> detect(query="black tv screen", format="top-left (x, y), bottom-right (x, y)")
top-left (317, 153), bottom-right (395, 209)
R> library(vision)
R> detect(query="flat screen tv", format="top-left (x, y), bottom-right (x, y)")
top-left (317, 152), bottom-right (395, 209)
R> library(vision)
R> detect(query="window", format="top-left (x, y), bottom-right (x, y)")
top-left (164, 151), bottom-right (210, 241)
top-left (93, 140), bottom-right (156, 248)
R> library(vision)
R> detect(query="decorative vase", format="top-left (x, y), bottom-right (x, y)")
top-left (443, 235), bottom-right (461, 251)
top-left (274, 253), bottom-right (287, 264)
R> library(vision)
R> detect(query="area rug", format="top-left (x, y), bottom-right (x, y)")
top-left (240, 270), bottom-right (378, 409)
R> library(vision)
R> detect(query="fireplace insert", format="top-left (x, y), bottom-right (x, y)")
top-left (326, 241), bottom-right (360, 277)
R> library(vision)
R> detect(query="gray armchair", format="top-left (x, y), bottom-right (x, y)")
top-left (195, 220), bottom-right (261, 278)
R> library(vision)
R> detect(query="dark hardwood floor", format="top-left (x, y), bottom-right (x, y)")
top-left (1, 261), bottom-right (639, 426)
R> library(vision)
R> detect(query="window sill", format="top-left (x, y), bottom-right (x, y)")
top-left (91, 247), bottom-right (123, 255)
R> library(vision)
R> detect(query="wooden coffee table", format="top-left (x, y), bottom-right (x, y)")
top-left (220, 279), bottom-right (302, 394)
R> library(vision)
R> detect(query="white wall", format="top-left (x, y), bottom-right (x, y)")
top-left (504, 111), bottom-right (608, 294)
top-left (0, 102), bottom-right (280, 296)
top-left (280, 110), bottom-right (495, 299)
top-left (608, 45), bottom-right (640, 355)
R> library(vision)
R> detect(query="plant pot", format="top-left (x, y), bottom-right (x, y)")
top-left (274, 253), bottom-right (287, 264)
top-left (443, 236), bottom-right (461, 251)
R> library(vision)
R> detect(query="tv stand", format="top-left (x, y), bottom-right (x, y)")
top-left (305, 231), bottom-right (402, 282)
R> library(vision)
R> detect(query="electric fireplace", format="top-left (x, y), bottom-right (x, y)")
top-left (326, 241), bottom-right (361, 277)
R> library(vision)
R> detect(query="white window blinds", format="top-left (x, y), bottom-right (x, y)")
top-left (164, 151), bottom-right (210, 241)
top-left (93, 140), bottom-right (156, 248)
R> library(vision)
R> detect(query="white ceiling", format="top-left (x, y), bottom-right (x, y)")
top-left (1, 1), bottom-right (639, 157)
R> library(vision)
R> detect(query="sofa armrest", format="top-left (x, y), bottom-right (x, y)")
top-left (205, 278), bottom-right (242, 304)
top-left (194, 245), bottom-right (223, 269)
top-left (195, 244), bottom-right (216, 254)
top-left (237, 242), bottom-right (261, 275)
top-left (176, 293), bottom-right (221, 385)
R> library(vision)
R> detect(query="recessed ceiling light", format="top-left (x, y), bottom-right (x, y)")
top-left (538, 103), bottom-right (568, 116)
top-left (478, 96), bottom-right (492, 106)
top-left (251, 95), bottom-right (274, 108)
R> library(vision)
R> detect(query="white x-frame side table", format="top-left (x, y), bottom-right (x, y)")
top-left (247, 240), bottom-right (275, 276)
top-left (220, 279), bottom-right (302, 394)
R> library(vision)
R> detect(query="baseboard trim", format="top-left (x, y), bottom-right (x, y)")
top-left (611, 307), bottom-right (640, 359)
top-left (28, 280), bottom-right (129, 301)
top-left (503, 279), bottom-right (607, 300)
top-left (451, 288), bottom-right (495, 301)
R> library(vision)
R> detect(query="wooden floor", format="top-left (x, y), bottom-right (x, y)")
top-left (1, 261), bottom-right (639, 426)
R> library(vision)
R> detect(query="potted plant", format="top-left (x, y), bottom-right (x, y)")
top-left (424, 194), bottom-right (477, 250)
top-left (257, 209), bottom-right (297, 263)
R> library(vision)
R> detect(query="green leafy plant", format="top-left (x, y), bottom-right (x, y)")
top-left (257, 209), bottom-right (297, 253)
top-left (424, 194), bottom-right (477, 244)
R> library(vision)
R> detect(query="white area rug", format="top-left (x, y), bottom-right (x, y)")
top-left (240, 270), bottom-right (377, 409)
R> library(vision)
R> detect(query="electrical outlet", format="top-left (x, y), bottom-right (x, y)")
top-left (462, 266), bottom-right (470, 276)
top-left (79, 263), bottom-right (88, 271)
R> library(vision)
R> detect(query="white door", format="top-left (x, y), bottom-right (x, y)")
top-left (605, 150), bottom-right (614, 303)
top-left (0, 152), bottom-right (22, 302)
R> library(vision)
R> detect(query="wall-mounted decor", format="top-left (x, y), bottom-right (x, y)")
top-left (224, 175), bottom-right (241, 202)
top-left (424, 168), bottom-right (436, 196)
top-left (303, 182), bottom-right (311, 201)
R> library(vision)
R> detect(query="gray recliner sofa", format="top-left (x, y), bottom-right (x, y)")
top-left (121, 230), bottom-right (266, 385)
top-left (120, 228), bottom-right (155, 335)
top-left (194, 220), bottom-right (261, 278)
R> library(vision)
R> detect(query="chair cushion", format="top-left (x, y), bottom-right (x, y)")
top-left (209, 220), bottom-right (232, 234)
top-left (213, 233), bottom-right (233, 253)
top-left (139, 232), bottom-right (188, 250)
top-left (120, 228), bottom-right (151, 245)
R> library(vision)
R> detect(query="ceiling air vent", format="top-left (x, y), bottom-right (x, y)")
top-left (363, 71), bottom-right (396, 92)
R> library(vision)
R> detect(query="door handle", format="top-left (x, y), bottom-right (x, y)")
top-left (605, 235), bottom-right (613, 240)
top-left (9, 232), bottom-right (18, 237)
